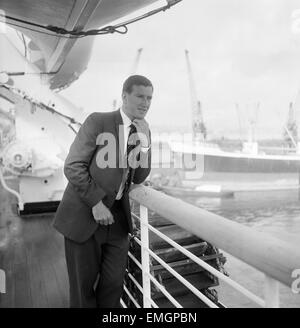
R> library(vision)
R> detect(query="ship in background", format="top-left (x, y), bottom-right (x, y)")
top-left (168, 50), bottom-right (300, 177)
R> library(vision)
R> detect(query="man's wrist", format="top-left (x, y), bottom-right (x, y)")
top-left (141, 144), bottom-right (151, 152)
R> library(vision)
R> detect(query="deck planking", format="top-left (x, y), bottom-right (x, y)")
top-left (0, 182), bottom-right (69, 308)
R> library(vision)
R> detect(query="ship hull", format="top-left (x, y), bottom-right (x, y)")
top-left (202, 153), bottom-right (300, 173)
top-left (173, 150), bottom-right (300, 173)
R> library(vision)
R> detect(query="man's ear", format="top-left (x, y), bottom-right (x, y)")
top-left (122, 92), bottom-right (127, 102)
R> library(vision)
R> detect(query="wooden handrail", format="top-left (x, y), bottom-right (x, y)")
top-left (130, 185), bottom-right (300, 287)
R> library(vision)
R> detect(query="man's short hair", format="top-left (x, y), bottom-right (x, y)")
top-left (122, 75), bottom-right (153, 94)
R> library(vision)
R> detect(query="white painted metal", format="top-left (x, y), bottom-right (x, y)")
top-left (19, 170), bottom-right (66, 204)
top-left (128, 251), bottom-right (142, 268)
top-left (129, 245), bottom-right (183, 308)
top-left (142, 240), bottom-right (218, 308)
top-left (126, 269), bottom-right (159, 308)
top-left (123, 285), bottom-right (141, 308)
top-left (46, 0), bottom-right (103, 73)
top-left (120, 299), bottom-right (127, 308)
top-left (144, 269), bottom-right (183, 308)
top-left (139, 205), bottom-right (152, 308)
top-left (131, 212), bottom-right (265, 307)
top-left (126, 268), bottom-right (144, 294)
top-left (264, 275), bottom-right (280, 308)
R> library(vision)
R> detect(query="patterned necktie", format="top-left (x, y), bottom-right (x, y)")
top-left (124, 124), bottom-right (137, 193)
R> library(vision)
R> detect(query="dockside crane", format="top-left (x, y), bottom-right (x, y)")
top-left (185, 49), bottom-right (207, 142)
top-left (130, 48), bottom-right (143, 76)
top-left (283, 99), bottom-right (298, 149)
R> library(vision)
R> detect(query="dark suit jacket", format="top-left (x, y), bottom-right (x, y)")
top-left (53, 110), bottom-right (151, 243)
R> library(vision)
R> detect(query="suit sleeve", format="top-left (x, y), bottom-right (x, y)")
top-left (64, 113), bottom-right (107, 207)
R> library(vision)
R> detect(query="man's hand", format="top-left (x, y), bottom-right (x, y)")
top-left (132, 119), bottom-right (150, 148)
top-left (92, 200), bottom-right (114, 225)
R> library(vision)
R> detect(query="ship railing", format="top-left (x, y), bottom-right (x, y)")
top-left (120, 185), bottom-right (300, 308)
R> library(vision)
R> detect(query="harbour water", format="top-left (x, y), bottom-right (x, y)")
top-left (184, 173), bottom-right (300, 243)
top-left (180, 173), bottom-right (300, 307)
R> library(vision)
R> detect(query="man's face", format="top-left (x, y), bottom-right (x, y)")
top-left (122, 85), bottom-right (153, 120)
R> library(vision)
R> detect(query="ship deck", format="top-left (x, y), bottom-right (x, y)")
top-left (0, 182), bottom-right (69, 307)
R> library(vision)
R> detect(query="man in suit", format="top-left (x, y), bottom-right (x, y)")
top-left (53, 75), bottom-right (152, 308)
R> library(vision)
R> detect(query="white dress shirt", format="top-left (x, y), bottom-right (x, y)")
top-left (115, 109), bottom-right (150, 200)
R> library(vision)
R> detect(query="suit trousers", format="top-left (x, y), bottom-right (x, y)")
top-left (64, 200), bottom-right (130, 308)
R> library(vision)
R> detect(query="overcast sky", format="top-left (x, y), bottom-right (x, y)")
top-left (61, 0), bottom-right (300, 139)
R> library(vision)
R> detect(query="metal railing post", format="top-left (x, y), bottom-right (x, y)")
top-left (140, 204), bottom-right (152, 308)
top-left (264, 275), bottom-right (280, 308)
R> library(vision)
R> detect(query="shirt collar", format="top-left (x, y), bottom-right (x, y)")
top-left (120, 108), bottom-right (132, 127)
